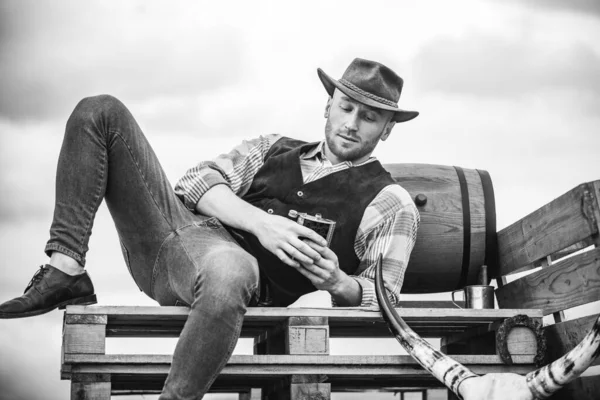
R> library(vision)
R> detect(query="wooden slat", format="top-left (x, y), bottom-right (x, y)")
top-left (64, 324), bottom-right (105, 354)
top-left (71, 382), bottom-right (111, 400)
top-left (66, 314), bottom-right (107, 325)
top-left (497, 181), bottom-right (599, 276)
top-left (544, 314), bottom-right (600, 367)
top-left (65, 306), bottom-right (542, 338)
top-left (495, 247), bottom-right (600, 314)
top-left (66, 305), bottom-right (542, 321)
top-left (64, 354), bottom-right (536, 375)
top-left (549, 236), bottom-right (596, 262)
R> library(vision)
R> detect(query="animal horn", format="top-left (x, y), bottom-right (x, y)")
top-left (375, 254), bottom-right (478, 398)
top-left (525, 314), bottom-right (600, 398)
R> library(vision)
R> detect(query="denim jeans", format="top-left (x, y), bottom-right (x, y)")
top-left (45, 95), bottom-right (260, 399)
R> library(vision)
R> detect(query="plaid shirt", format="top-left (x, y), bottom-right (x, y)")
top-left (174, 134), bottom-right (420, 307)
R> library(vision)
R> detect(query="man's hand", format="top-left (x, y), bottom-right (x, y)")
top-left (196, 185), bottom-right (327, 267)
top-left (294, 241), bottom-right (362, 306)
top-left (253, 214), bottom-right (328, 268)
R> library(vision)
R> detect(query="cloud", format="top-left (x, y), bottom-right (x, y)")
top-left (412, 33), bottom-right (600, 99)
top-left (504, 0), bottom-right (600, 17)
top-left (0, 1), bottom-right (244, 123)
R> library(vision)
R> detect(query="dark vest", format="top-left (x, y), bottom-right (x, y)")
top-left (227, 137), bottom-right (396, 306)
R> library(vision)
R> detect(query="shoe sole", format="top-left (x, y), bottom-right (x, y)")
top-left (0, 294), bottom-right (97, 319)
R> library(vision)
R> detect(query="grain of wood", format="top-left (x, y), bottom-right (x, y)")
top-left (544, 314), bottom-right (600, 367)
top-left (66, 314), bottom-right (107, 325)
top-left (506, 327), bottom-right (537, 355)
top-left (70, 381), bottom-right (110, 400)
top-left (64, 324), bottom-right (105, 354)
top-left (495, 247), bottom-right (600, 314)
top-left (385, 163), bottom-right (491, 292)
top-left (286, 325), bottom-right (329, 354)
top-left (497, 181), bottom-right (600, 276)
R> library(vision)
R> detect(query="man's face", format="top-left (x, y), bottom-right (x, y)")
top-left (323, 89), bottom-right (395, 165)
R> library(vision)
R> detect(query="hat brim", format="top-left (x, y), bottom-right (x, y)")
top-left (317, 68), bottom-right (419, 123)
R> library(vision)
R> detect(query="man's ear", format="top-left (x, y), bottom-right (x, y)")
top-left (381, 121), bottom-right (396, 142)
top-left (324, 97), bottom-right (332, 118)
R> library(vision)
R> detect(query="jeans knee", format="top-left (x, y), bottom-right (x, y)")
top-left (74, 94), bottom-right (124, 116)
top-left (193, 248), bottom-right (259, 304)
top-left (66, 94), bottom-right (132, 144)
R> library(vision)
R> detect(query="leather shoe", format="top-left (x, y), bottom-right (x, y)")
top-left (0, 264), bottom-right (97, 319)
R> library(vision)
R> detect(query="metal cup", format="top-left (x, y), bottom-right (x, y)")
top-left (451, 285), bottom-right (495, 309)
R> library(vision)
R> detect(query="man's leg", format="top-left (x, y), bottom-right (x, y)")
top-left (0, 94), bottom-right (193, 317)
top-left (152, 223), bottom-right (260, 399)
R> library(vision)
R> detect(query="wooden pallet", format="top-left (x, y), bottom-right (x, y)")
top-left (62, 305), bottom-right (541, 399)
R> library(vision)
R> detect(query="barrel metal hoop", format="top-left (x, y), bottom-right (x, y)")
top-left (476, 169), bottom-right (498, 282)
top-left (454, 166), bottom-right (471, 289)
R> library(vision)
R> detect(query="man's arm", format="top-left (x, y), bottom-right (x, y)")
top-left (174, 134), bottom-right (327, 267)
top-left (296, 185), bottom-right (419, 307)
top-left (351, 191), bottom-right (420, 307)
top-left (196, 185), bottom-right (327, 267)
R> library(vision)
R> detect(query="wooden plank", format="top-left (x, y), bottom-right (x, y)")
top-left (506, 327), bottom-right (537, 355)
top-left (63, 305), bottom-right (542, 338)
top-left (289, 382), bottom-right (330, 400)
top-left (497, 181), bottom-right (599, 276)
top-left (64, 324), bottom-right (106, 354)
top-left (549, 236), bottom-right (596, 262)
top-left (286, 325), bottom-right (329, 355)
top-left (239, 388), bottom-right (262, 400)
top-left (286, 316), bottom-right (329, 355)
top-left (66, 305), bottom-right (542, 321)
top-left (70, 381), bottom-right (111, 400)
top-left (66, 314), bottom-right (107, 325)
top-left (544, 314), bottom-right (600, 367)
top-left (66, 357), bottom-right (535, 378)
top-left (593, 180), bottom-right (600, 245)
top-left (64, 353), bottom-right (535, 368)
top-left (496, 247), bottom-right (600, 314)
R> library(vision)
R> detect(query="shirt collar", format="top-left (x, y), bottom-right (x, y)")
top-left (300, 140), bottom-right (377, 166)
top-left (300, 141), bottom-right (326, 161)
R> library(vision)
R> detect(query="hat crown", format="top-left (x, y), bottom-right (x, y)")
top-left (340, 58), bottom-right (404, 105)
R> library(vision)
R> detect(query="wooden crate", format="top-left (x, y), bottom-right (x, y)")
top-left (493, 180), bottom-right (600, 400)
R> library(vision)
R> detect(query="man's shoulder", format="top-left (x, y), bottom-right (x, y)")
top-left (375, 183), bottom-right (417, 211)
top-left (265, 136), bottom-right (309, 157)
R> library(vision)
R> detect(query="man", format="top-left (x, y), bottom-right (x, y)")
top-left (0, 58), bottom-right (420, 398)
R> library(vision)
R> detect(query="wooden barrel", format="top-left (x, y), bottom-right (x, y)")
top-left (384, 163), bottom-right (497, 293)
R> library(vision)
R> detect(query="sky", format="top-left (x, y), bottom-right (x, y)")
top-left (0, 1), bottom-right (599, 399)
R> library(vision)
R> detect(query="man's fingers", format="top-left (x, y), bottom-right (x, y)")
top-left (293, 262), bottom-right (321, 282)
top-left (275, 249), bottom-right (300, 268)
top-left (298, 261), bottom-right (328, 279)
top-left (303, 240), bottom-right (335, 259)
top-left (295, 225), bottom-right (328, 247)
top-left (282, 243), bottom-right (314, 265)
top-left (290, 238), bottom-right (322, 262)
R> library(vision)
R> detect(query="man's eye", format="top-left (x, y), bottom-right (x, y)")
top-left (340, 104), bottom-right (351, 111)
top-left (364, 115), bottom-right (376, 122)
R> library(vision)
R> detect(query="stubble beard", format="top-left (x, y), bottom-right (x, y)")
top-left (324, 118), bottom-right (380, 163)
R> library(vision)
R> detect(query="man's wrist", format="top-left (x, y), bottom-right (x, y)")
top-left (328, 273), bottom-right (362, 306)
top-left (245, 208), bottom-right (270, 236)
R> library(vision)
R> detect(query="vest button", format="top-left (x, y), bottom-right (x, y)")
top-left (297, 191), bottom-right (304, 197)
top-left (267, 208), bottom-right (274, 214)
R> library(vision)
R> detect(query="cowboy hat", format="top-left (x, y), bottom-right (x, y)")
top-left (317, 58), bottom-right (419, 123)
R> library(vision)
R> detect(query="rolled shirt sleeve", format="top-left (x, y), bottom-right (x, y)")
top-left (174, 134), bottom-right (282, 211)
top-left (340, 185), bottom-right (420, 308)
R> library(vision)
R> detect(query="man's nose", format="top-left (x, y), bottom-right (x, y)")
top-left (344, 113), bottom-right (359, 132)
